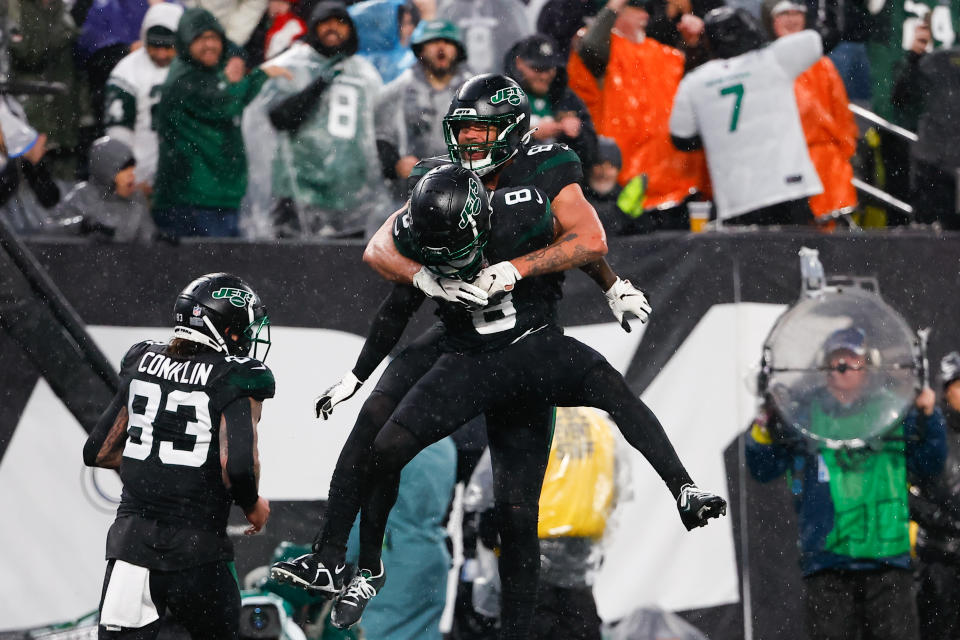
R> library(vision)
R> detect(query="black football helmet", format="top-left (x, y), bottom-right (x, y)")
top-left (442, 74), bottom-right (532, 177)
top-left (172, 273), bottom-right (271, 360)
top-left (704, 7), bottom-right (766, 60)
top-left (408, 164), bottom-right (492, 281)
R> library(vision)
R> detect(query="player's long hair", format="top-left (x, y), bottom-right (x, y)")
top-left (167, 337), bottom-right (211, 358)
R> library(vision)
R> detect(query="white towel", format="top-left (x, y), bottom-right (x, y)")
top-left (100, 560), bottom-right (160, 629)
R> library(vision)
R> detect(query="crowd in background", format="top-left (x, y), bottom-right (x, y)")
top-left (2, 0), bottom-right (959, 241)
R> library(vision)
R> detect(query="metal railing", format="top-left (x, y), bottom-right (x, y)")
top-left (848, 103), bottom-right (917, 220)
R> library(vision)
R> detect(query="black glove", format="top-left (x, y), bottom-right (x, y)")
top-left (677, 484), bottom-right (727, 531)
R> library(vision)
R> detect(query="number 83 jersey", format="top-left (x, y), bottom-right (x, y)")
top-left (669, 30), bottom-right (823, 220)
top-left (113, 341), bottom-right (275, 533)
top-left (395, 185), bottom-right (564, 353)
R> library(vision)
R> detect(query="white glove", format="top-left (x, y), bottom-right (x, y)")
top-left (315, 371), bottom-right (363, 420)
top-left (473, 261), bottom-right (522, 298)
top-left (413, 266), bottom-right (488, 307)
top-left (605, 278), bottom-right (652, 332)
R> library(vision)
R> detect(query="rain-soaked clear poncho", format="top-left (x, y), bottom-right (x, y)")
top-left (761, 286), bottom-right (921, 446)
top-left (242, 43), bottom-right (388, 238)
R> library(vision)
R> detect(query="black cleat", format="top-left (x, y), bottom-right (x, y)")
top-left (677, 484), bottom-right (727, 530)
top-left (269, 553), bottom-right (346, 595)
top-left (331, 562), bottom-right (386, 629)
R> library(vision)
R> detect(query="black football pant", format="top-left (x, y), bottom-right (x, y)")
top-left (916, 559), bottom-right (960, 640)
top-left (360, 327), bottom-right (693, 640)
top-left (98, 559), bottom-right (240, 639)
top-left (804, 568), bottom-right (919, 640)
top-left (314, 325), bottom-right (553, 640)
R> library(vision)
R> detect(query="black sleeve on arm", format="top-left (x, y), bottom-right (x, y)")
top-left (223, 398), bottom-right (259, 511)
top-left (378, 139), bottom-right (401, 180)
top-left (352, 284), bottom-right (426, 381)
top-left (268, 74), bottom-right (333, 131)
top-left (891, 52), bottom-right (925, 111)
top-left (21, 160), bottom-right (60, 208)
top-left (671, 133), bottom-right (703, 151)
top-left (82, 390), bottom-right (128, 467)
top-left (578, 7), bottom-right (617, 79)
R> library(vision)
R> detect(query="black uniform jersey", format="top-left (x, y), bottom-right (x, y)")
top-left (394, 186), bottom-right (564, 353)
top-left (105, 340), bottom-right (274, 567)
top-left (407, 142), bottom-right (583, 201)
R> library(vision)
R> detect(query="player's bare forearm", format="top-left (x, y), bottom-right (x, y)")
top-left (511, 232), bottom-right (606, 278)
top-left (94, 406), bottom-right (129, 469)
top-left (580, 258), bottom-right (618, 290)
top-left (363, 206), bottom-right (422, 284)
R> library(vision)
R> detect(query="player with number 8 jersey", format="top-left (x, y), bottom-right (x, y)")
top-left (84, 273), bottom-right (274, 638)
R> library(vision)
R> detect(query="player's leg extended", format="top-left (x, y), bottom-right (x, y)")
top-left (486, 403), bottom-right (553, 640)
top-left (333, 353), bottom-right (501, 629)
top-left (272, 327), bottom-right (444, 592)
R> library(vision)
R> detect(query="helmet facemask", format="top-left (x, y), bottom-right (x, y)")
top-left (443, 112), bottom-right (527, 177)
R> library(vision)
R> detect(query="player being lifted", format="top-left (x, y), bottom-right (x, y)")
top-left (84, 273), bottom-right (274, 639)
top-left (277, 166), bottom-right (726, 639)
top-left (271, 75), bottom-right (649, 630)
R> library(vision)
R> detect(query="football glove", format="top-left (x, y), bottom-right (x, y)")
top-left (677, 484), bottom-right (727, 531)
top-left (605, 278), bottom-right (652, 332)
top-left (413, 266), bottom-right (488, 307)
top-left (473, 261), bottom-right (522, 299)
top-left (315, 371), bottom-right (363, 420)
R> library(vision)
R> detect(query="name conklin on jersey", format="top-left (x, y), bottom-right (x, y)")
top-left (138, 352), bottom-right (213, 385)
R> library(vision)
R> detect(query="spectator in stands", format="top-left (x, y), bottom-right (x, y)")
top-left (103, 2), bottom-right (184, 194)
top-left (585, 136), bottom-right (636, 236)
top-left (891, 24), bottom-right (960, 229)
top-left (53, 136), bottom-right (155, 242)
top-left (263, 0), bottom-right (306, 59)
top-left (8, 0), bottom-right (84, 181)
top-left (670, 8), bottom-right (822, 225)
top-left (184, 0), bottom-right (269, 47)
top-left (0, 97), bottom-right (60, 229)
top-left (536, 0), bottom-right (598, 59)
top-left (912, 351), bottom-right (960, 640)
top-left (569, 0), bottom-right (708, 229)
top-left (439, 0), bottom-right (532, 74)
top-left (765, 0), bottom-right (858, 228)
top-left (375, 18), bottom-right (472, 195)
top-left (76, 0), bottom-right (153, 130)
top-left (645, 0), bottom-right (720, 69)
top-left (350, 0), bottom-right (418, 84)
top-left (504, 33), bottom-right (598, 168)
top-left (264, 1), bottom-right (386, 238)
top-left (746, 327), bottom-right (945, 640)
top-left (152, 8), bottom-right (291, 238)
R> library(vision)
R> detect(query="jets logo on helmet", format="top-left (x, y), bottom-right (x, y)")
top-left (443, 74), bottom-right (532, 177)
top-left (407, 165), bottom-right (492, 281)
top-left (459, 179), bottom-right (482, 229)
top-left (212, 287), bottom-right (255, 308)
top-left (489, 87), bottom-right (525, 106)
top-left (173, 273), bottom-right (272, 360)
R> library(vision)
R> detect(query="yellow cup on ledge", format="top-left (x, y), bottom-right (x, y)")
top-left (689, 201), bottom-right (711, 232)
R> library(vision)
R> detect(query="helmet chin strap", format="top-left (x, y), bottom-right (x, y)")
top-left (171, 315), bottom-right (231, 354)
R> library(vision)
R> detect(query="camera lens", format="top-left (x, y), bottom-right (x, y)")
top-left (249, 606), bottom-right (271, 631)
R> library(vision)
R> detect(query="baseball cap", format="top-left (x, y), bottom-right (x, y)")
top-left (771, 0), bottom-right (807, 16)
top-left (145, 25), bottom-right (176, 47)
top-left (595, 136), bottom-right (622, 169)
top-left (514, 34), bottom-right (565, 71)
top-left (823, 327), bottom-right (867, 358)
top-left (941, 352), bottom-right (960, 388)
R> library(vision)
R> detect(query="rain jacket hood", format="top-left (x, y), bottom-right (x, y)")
top-left (305, 2), bottom-right (359, 56)
top-left (89, 137), bottom-right (135, 194)
top-left (140, 2), bottom-right (184, 43)
top-left (175, 7), bottom-right (228, 68)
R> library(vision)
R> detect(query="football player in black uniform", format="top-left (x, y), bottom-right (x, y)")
top-left (83, 273), bottom-right (274, 639)
top-left (272, 75), bottom-right (649, 632)
top-left (346, 166), bottom-right (724, 636)
top-left (276, 167), bottom-right (723, 639)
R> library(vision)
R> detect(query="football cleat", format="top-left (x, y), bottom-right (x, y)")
top-left (269, 553), bottom-right (346, 595)
top-left (677, 484), bottom-right (727, 531)
top-left (330, 562), bottom-right (386, 629)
